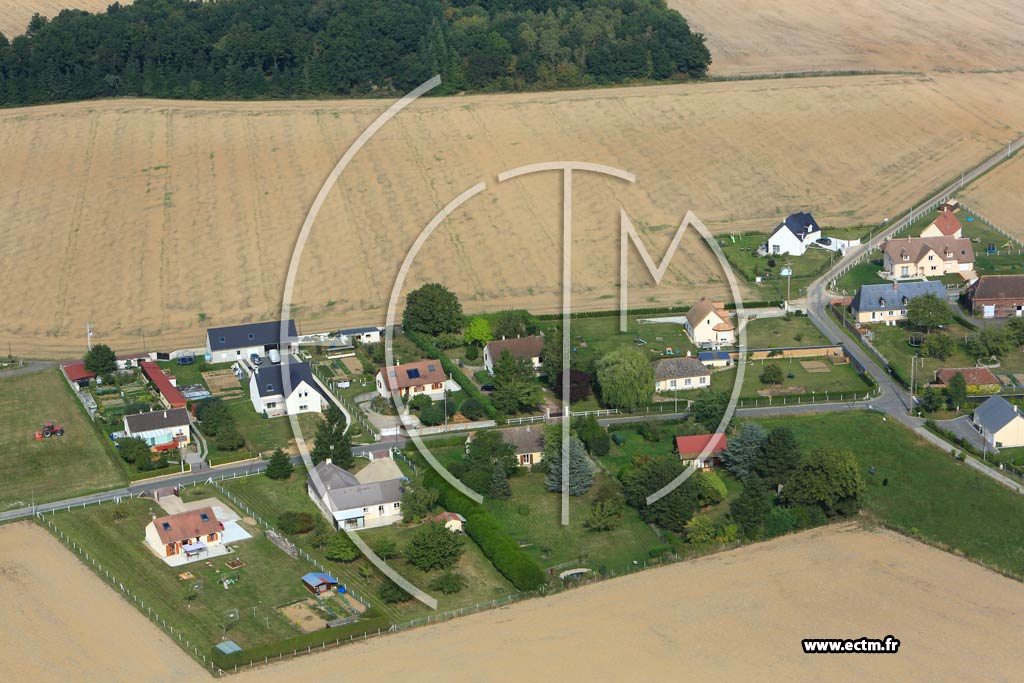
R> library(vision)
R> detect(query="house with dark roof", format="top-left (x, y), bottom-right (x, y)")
top-left (375, 359), bottom-right (447, 400)
top-left (882, 236), bottom-right (974, 280)
top-left (205, 320), bottom-right (298, 363)
top-left (248, 361), bottom-right (327, 418)
top-left (698, 350), bottom-right (733, 368)
top-left (124, 408), bottom-right (191, 451)
top-left (965, 274), bottom-right (1024, 318)
top-left (675, 433), bottom-right (728, 469)
top-left (500, 425), bottom-right (545, 467)
top-left (767, 212), bottom-right (822, 256)
top-left (652, 356), bottom-right (711, 392)
top-left (307, 459), bottom-right (404, 529)
top-left (920, 210), bottom-right (963, 238)
top-left (850, 280), bottom-right (948, 325)
top-left (973, 396), bottom-right (1024, 448)
top-left (684, 298), bottom-right (735, 348)
top-left (144, 507), bottom-right (223, 559)
top-left (483, 335), bottom-right (545, 374)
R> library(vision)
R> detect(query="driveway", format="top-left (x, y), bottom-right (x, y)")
top-left (935, 415), bottom-right (993, 453)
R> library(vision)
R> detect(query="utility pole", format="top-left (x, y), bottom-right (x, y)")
top-left (86, 322), bottom-right (94, 351)
top-left (785, 259), bottom-right (793, 307)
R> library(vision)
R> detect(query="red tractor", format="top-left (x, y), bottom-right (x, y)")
top-left (35, 422), bottom-right (65, 440)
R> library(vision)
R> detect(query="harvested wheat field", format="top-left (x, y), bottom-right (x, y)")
top-left (0, 0), bottom-right (122, 39)
top-left (674, 0), bottom-right (1024, 76)
top-left (960, 153), bottom-right (1024, 240)
top-left (6, 521), bottom-right (1024, 682)
top-left (3, 72), bottom-right (1024, 357)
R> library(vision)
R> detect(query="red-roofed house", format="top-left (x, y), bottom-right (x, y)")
top-left (920, 211), bottom-right (963, 239)
top-left (431, 511), bottom-right (466, 533)
top-left (140, 361), bottom-right (187, 409)
top-left (675, 433), bottom-right (728, 469)
top-left (61, 361), bottom-right (95, 387)
top-left (934, 368), bottom-right (1000, 393)
top-left (375, 359), bottom-right (447, 400)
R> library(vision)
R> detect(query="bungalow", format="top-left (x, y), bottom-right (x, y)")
top-left (882, 236), bottom-right (974, 280)
top-left (934, 368), bottom-right (1000, 394)
top-left (973, 396), bottom-right (1024, 449)
top-left (205, 320), bottom-right (298, 363)
top-left (249, 361), bottom-right (327, 418)
top-left (431, 511), bottom-right (467, 533)
top-left (652, 356), bottom-right (711, 392)
top-left (920, 211), bottom-right (963, 239)
top-left (339, 326), bottom-right (382, 345)
top-left (850, 280), bottom-right (948, 325)
top-left (675, 433), bottom-right (728, 469)
top-left (684, 299), bottom-right (735, 348)
top-left (376, 359), bottom-right (447, 400)
top-left (145, 507), bottom-right (223, 559)
top-left (140, 361), bottom-right (186, 409)
top-left (766, 212), bottom-right (822, 256)
top-left (483, 335), bottom-right (544, 374)
top-left (698, 350), bottom-right (732, 368)
top-left (302, 572), bottom-right (339, 596)
top-left (965, 274), bottom-right (1024, 318)
top-left (500, 425), bottom-right (545, 467)
top-left (124, 408), bottom-right (191, 451)
top-left (62, 361), bottom-right (95, 388)
top-left (308, 459), bottom-right (404, 529)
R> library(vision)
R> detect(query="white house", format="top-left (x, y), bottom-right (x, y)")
top-left (205, 319), bottom-right (298, 363)
top-left (308, 459), bottom-right (404, 529)
top-left (339, 326), bottom-right (382, 345)
top-left (249, 361), bottom-right (327, 418)
top-left (483, 335), bottom-right (544, 374)
top-left (973, 396), bottom-right (1024, 449)
top-left (652, 357), bottom-right (711, 392)
top-left (123, 408), bottom-right (191, 451)
top-left (684, 299), bottom-right (735, 348)
top-left (766, 212), bottom-right (822, 256)
top-left (376, 359), bottom-right (447, 400)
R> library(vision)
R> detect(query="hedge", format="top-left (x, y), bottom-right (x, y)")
top-left (405, 331), bottom-right (496, 420)
top-left (423, 470), bottom-right (546, 591)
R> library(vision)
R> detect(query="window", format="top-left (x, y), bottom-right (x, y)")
top-left (684, 378), bottom-right (692, 386)
top-left (298, 404), bottom-right (308, 411)
top-left (248, 333), bottom-right (255, 340)
top-left (266, 401), bottom-right (277, 409)
top-left (219, 336), bottom-right (225, 343)
top-left (362, 507), bottom-right (368, 513)
top-left (378, 505), bottom-right (385, 514)
top-left (522, 453), bottom-right (532, 465)
top-left (393, 502), bottom-right (401, 509)
top-left (669, 379), bottom-right (677, 388)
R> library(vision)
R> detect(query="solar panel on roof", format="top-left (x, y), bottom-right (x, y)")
top-left (162, 522), bottom-right (171, 530)
top-left (200, 513), bottom-right (209, 521)
top-left (427, 364), bottom-right (436, 372)
top-left (406, 368), bottom-right (420, 379)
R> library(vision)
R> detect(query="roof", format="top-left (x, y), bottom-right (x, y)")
top-left (340, 326), bottom-right (379, 335)
top-left (974, 396), bottom-right (1022, 433)
top-left (63, 361), bottom-right (95, 382)
top-left (926, 211), bottom-right (962, 236)
top-left (652, 357), bottom-right (711, 381)
top-left (432, 512), bottom-right (466, 524)
top-left (150, 507), bottom-right (221, 545)
top-left (685, 298), bottom-right (720, 329)
top-left (935, 368), bottom-right (999, 386)
top-left (500, 426), bottom-right (545, 454)
top-left (851, 280), bottom-right (947, 314)
top-left (206, 320), bottom-right (297, 351)
top-left (215, 641), bottom-right (242, 655)
top-left (675, 433), bottom-right (728, 456)
top-left (698, 351), bottom-right (731, 361)
top-left (970, 274), bottom-right (1024, 301)
top-left (302, 572), bottom-right (339, 587)
top-left (125, 408), bottom-right (190, 434)
top-left (883, 236), bottom-right (974, 265)
top-left (485, 335), bottom-right (544, 360)
top-left (251, 361), bottom-right (326, 399)
top-left (140, 361), bottom-right (186, 408)
top-left (378, 359), bottom-right (446, 390)
top-left (312, 460), bottom-right (361, 489)
top-left (354, 458), bottom-right (404, 484)
top-left (116, 352), bottom-right (149, 360)
top-left (770, 212), bottom-right (821, 241)
top-left (311, 461), bottom-right (404, 511)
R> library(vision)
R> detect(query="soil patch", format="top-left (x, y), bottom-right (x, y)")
top-left (278, 598), bottom-right (328, 634)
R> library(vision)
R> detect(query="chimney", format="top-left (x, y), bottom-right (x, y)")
top-left (892, 280), bottom-right (898, 291)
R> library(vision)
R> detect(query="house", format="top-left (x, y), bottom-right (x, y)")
top-left (766, 212), bottom-right (822, 256)
top-left (205, 319), bottom-right (298, 363)
top-left (140, 361), bottom-right (187, 409)
top-left (249, 361), bottom-right (327, 418)
top-left (882, 236), bottom-right (974, 280)
top-left (934, 368), bottom-right (1000, 394)
top-left (145, 507), bottom-right (223, 559)
top-left (431, 511), bottom-right (466, 533)
top-left (339, 327), bottom-right (382, 345)
top-left (499, 425), bottom-right (545, 467)
top-left (124, 408), bottom-right (191, 451)
top-left (684, 299), bottom-right (735, 348)
top-left (965, 274), bottom-right (1024, 318)
top-left (675, 433), bottom-right (728, 469)
top-left (302, 572), bottom-right (339, 596)
top-left (972, 396), bottom-right (1024, 448)
top-left (698, 350), bottom-right (733, 368)
top-left (376, 359), bottom-right (447, 400)
top-left (652, 356), bottom-right (711, 392)
top-left (483, 335), bottom-right (544, 374)
top-left (308, 459), bottom-right (404, 529)
top-left (850, 280), bottom-right (948, 325)
top-left (920, 211), bottom-right (963, 239)
top-left (62, 361), bottom-right (95, 388)
top-left (116, 352), bottom-right (150, 370)
top-left (938, 199), bottom-right (960, 214)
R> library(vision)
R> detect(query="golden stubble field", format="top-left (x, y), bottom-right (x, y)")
top-left (0, 0), bottom-right (122, 38)
top-left (2, 71), bottom-right (1024, 358)
top-left (960, 153), bottom-right (1024, 240)
top-left (4, 521), bottom-right (1024, 682)
top-left (674, 0), bottom-right (1024, 76)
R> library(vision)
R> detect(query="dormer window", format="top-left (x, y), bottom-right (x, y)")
top-left (878, 297), bottom-right (886, 307)
top-left (902, 296), bottom-right (908, 306)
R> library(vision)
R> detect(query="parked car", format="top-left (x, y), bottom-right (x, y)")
top-left (250, 353), bottom-right (262, 366)
top-left (816, 237), bottom-right (832, 246)
top-left (268, 348), bottom-right (281, 364)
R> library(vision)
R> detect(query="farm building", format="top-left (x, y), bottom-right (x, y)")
top-left (972, 396), bottom-right (1024, 449)
top-left (882, 236), bottom-right (974, 280)
top-left (675, 433), bottom-right (728, 469)
top-left (766, 212), bottom-right (822, 256)
top-left (652, 356), bottom-right (711, 392)
top-left (308, 459), bottom-right (404, 529)
top-left (376, 359), bottom-right (447, 400)
top-left (302, 572), bottom-right (339, 596)
top-left (964, 274), bottom-right (1024, 318)
top-left (483, 335), bottom-right (544, 374)
top-left (684, 299), bottom-right (735, 348)
top-left (145, 507), bottom-right (223, 560)
top-left (140, 361), bottom-right (186, 409)
top-left (698, 350), bottom-right (732, 368)
top-left (850, 280), bottom-right (948, 325)
top-left (920, 210), bottom-right (963, 238)
top-left (338, 326), bottom-right (382, 345)
top-left (123, 408), bottom-right (191, 451)
top-left (431, 511), bottom-right (466, 533)
top-left (934, 368), bottom-right (1000, 394)
top-left (205, 319), bottom-right (298, 363)
top-left (61, 361), bottom-right (95, 388)
top-left (249, 361), bottom-right (327, 418)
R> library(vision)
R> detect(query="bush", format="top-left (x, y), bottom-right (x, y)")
top-left (378, 579), bottom-right (411, 604)
top-left (764, 506), bottom-right (797, 538)
top-left (428, 572), bottom-right (467, 595)
top-left (408, 394), bottom-right (433, 412)
top-left (419, 404), bottom-right (446, 426)
top-left (648, 544), bottom-right (673, 558)
top-left (464, 345), bottom-right (479, 361)
top-left (371, 537), bottom-right (399, 560)
top-left (277, 511), bottom-right (315, 535)
top-left (636, 422), bottom-right (663, 442)
top-left (325, 532), bottom-right (361, 562)
top-left (459, 398), bottom-right (487, 421)
top-left (434, 332), bottom-right (463, 350)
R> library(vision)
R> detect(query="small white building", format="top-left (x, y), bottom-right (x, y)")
top-left (766, 212), bottom-right (822, 256)
top-left (483, 335), bottom-right (544, 374)
top-left (308, 460), bottom-right (404, 529)
top-left (249, 361), bottom-right (327, 418)
top-left (652, 357), bottom-right (711, 392)
top-left (123, 408), bottom-right (191, 450)
top-left (339, 326), bottom-right (382, 345)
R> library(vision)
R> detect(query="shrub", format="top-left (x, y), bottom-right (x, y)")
top-left (419, 404), bottom-right (445, 426)
top-left (464, 345), bottom-right (479, 361)
top-left (765, 505), bottom-right (797, 537)
top-left (434, 332), bottom-right (464, 350)
top-left (648, 544), bottom-right (673, 558)
top-left (459, 398), bottom-right (487, 420)
top-left (371, 537), bottom-right (399, 560)
top-left (428, 572), bottom-right (468, 595)
top-left (404, 522), bottom-right (464, 572)
top-left (325, 532), bottom-right (361, 562)
top-left (378, 579), bottom-right (411, 604)
top-left (277, 511), bottom-right (315, 535)
top-left (408, 394), bottom-right (433, 412)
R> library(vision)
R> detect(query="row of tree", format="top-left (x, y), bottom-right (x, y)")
top-left (0, 0), bottom-right (711, 106)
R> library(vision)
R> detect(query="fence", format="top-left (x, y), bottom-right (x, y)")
top-left (311, 363), bottom-right (380, 441)
top-left (734, 390), bottom-right (877, 409)
top-left (958, 201), bottom-right (1024, 250)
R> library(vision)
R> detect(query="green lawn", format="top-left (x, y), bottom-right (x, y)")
top-left (223, 398), bottom-right (323, 457)
top-left (604, 420), bottom-right (693, 475)
top-left (714, 357), bottom-right (871, 400)
top-left (537, 314), bottom-right (698, 374)
top-left (0, 369), bottom-right (125, 509)
top-left (755, 412), bottom-right (1024, 577)
top-left (742, 314), bottom-right (831, 349)
top-left (719, 231), bottom-right (836, 302)
top-left (869, 322), bottom-right (1024, 383)
top-left (834, 259), bottom-right (887, 295)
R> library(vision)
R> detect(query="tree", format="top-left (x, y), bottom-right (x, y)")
top-left (378, 579), bottom-right (411, 604)
top-left (540, 328), bottom-right (563, 383)
top-left (371, 537), bottom-right (399, 559)
top-left (759, 363), bottom-right (784, 385)
top-left (595, 347), bottom-right (654, 411)
top-left (493, 310), bottom-right (537, 339)
top-left (584, 481), bottom-right (624, 531)
top-left (429, 572), bottom-right (467, 594)
top-left (419, 403), bottom-right (446, 426)
top-left (265, 448), bottom-right (293, 480)
top-left (723, 422), bottom-right (766, 480)
top-left (754, 426), bottom-right (801, 488)
top-left (310, 516), bottom-right (333, 549)
top-left (729, 475), bottom-right (773, 539)
top-left (311, 405), bottom-right (352, 466)
top-left (921, 333), bottom-right (954, 360)
top-left (554, 369), bottom-right (592, 404)
top-left (684, 514), bottom-right (722, 544)
top-left (404, 522), bottom-right (464, 571)
top-left (945, 371), bottom-right (967, 412)
top-left (84, 343), bottom-right (117, 375)
top-left (487, 462), bottom-right (512, 499)
top-left (618, 456), bottom-right (717, 533)
top-left (781, 447), bottom-right (865, 517)
top-left (920, 386), bottom-right (943, 413)
top-left (459, 398), bottom-right (487, 420)
top-left (1007, 317), bottom-right (1024, 348)
top-left (967, 326), bottom-right (1013, 358)
top-left (906, 293), bottom-right (953, 331)
top-left (461, 430), bottom-right (517, 492)
top-left (691, 390), bottom-right (730, 432)
top-left (214, 424), bottom-right (244, 451)
top-left (491, 349), bottom-right (541, 415)
top-left (325, 531), bottom-right (361, 562)
top-left (463, 316), bottom-right (492, 347)
top-left (544, 435), bottom-right (593, 496)
top-left (403, 283), bottom-right (463, 335)
top-left (401, 479), bottom-right (440, 523)
top-left (118, 437), bottom-right (150, 466)
top-left (573, 415), bottom-right (610, 457)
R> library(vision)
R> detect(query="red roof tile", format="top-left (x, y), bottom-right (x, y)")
top-left (62, 361), bottom-right (95, 382)
top-left (675, 433), bottom-right (728, 456)
top-left (935, 367), bottom-right (999, 387)
top-left (141, 361), bottom-right (187, 409)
